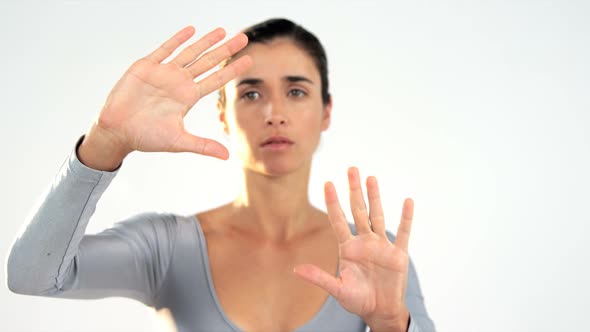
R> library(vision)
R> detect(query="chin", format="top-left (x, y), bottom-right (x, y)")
top-left (237, 144), bottom-right (315, 177)
top-left (256, 160), bottom-right (301, 177)
top-left (248, 155), bottom-right (311, 177)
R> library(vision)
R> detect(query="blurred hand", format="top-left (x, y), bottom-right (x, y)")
top-left (95, 26), bottom-right (252, 160)
top-left (294, 167), bottom-right (413, 331)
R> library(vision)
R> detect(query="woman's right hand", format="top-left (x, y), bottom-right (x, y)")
top-left (80, 26), bottom-right (251, 169)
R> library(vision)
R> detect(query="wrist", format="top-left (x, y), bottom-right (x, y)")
top-left (366, 306), bottom-right (410, 332)
top-left (78, 123), bottom-right (131, 171)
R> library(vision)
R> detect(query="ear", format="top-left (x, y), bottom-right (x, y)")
top-left (217, 100), bottom-right (230, 135)
top-left (320, 97), bottom-right (332, 131)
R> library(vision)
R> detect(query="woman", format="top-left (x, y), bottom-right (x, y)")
top-left (7, 18), bottom-right (435, 332)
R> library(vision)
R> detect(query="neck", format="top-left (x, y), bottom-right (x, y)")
top-left (232, 162), bottom-right (317, 242)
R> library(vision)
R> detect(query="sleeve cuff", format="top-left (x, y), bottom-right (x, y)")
top-left (67, 134), bottom-right (123, 182)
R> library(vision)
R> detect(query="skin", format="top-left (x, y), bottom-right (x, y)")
top-left (196, 38), bottom-right (340, 330)
top-left (213, 38), bottom-right (413, 331)
top-left (78, 26), bottom-right (413, 332)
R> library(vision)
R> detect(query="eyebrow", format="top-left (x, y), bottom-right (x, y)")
top-left (236, 75), bottom-right (314, 87)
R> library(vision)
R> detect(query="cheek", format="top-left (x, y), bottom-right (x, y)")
top-left (234, 110), bottom-right (260, 131)
top-left (301, 106), bottom-right (325, 129)
top-left (230, 111), bottom-right (263, 149)
top-left (297, 110), bottom-right (325, 151)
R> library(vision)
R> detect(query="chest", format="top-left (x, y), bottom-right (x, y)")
top-left (205, 233), bottom-right (339, 331)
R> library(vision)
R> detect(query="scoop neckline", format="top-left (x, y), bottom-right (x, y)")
top-left (190, 214), bottom-right (339, 332)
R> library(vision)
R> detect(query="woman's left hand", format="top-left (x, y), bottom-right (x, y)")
top-left (293, 167), bottom-right (413, 332)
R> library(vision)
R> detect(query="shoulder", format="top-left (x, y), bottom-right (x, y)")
top-left (112, 211), bottom-right (178, 230)
top-left (104, 212), bottom-right (180, 247)
top-left (192, 203), bottom-right (236, 234)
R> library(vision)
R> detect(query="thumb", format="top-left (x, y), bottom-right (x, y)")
top-left (293, 263), bottom-right (341, 298)
top-left (173, 131), bottom-right (229, 160)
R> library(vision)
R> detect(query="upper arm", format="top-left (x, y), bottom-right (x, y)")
top-left (53, 212), bottom-right (178, 306)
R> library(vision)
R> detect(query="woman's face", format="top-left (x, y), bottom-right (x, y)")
top-left (219, 38), bottom-right (332, 176)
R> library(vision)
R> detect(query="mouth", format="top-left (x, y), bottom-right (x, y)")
top-left (260, 136), bottom-right (294, 150)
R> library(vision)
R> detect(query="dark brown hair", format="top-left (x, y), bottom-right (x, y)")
top-left (218, 18), bottom-right (331, 107)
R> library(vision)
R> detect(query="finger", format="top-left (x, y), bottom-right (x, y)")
top-left (187, 33), bottom-right (249, 79)
top-left (146, 26), bottom-right (196, 63)
top-left (324, 181), bottom-right (353, 244)
top-left (171, 130), bottom-right (230, 160)
top-left (293, 264), bottom-right (342, 299)
top-left (395, 198), bottom-right (414, 252)
top-left (366, 176), bottom-right (388, 239)
top-left (193, 54), bottom-right (252, 101)
top-left (169, 27), bottom-right (226, 68)
top-left (348, 167), bottom-right (372, 234)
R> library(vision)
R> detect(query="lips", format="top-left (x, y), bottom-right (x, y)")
top-left (260, 136), bottom-right (294, 147)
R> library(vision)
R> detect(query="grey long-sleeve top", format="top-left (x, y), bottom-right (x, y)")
top-left (6, 135), bottom-right (436, 332)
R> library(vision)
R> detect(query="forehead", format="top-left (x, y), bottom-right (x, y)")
top-left (229, 38), bottom-right (320, 85)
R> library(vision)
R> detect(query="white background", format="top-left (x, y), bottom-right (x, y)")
top-left (1, 0), bottom-right (589, 331)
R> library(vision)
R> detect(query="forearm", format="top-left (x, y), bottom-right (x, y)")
top-left (7, 135), bottom-right (119, 294)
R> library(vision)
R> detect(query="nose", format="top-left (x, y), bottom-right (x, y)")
top-left (264, 101), bottom-right (288, 127)
top-left (266, 117), bottom-right (287, 126)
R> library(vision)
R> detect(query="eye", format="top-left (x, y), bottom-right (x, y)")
top-left (241, 91), bottom-right (261, 100)
top-left (288, 89), bottom-right (307, 98)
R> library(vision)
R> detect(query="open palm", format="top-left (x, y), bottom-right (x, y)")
top-left (294, 167), bottom-right (413, 326)
top-left (97, 26), bottom-right (252, 159)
